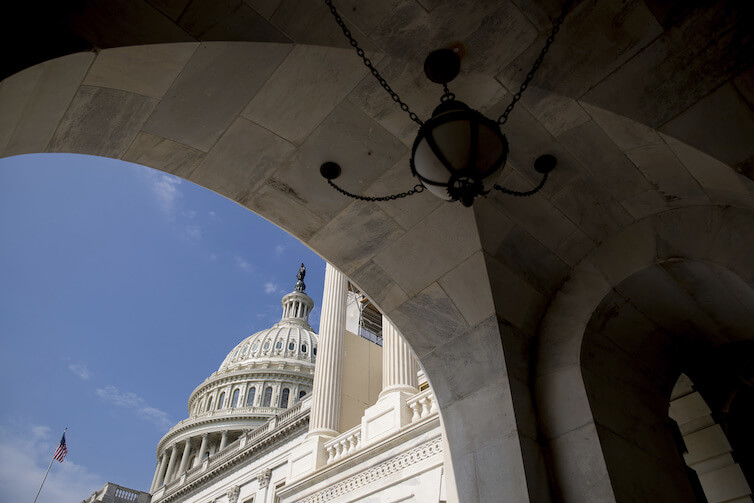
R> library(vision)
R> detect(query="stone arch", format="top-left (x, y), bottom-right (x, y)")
top-left (535, 205), bottom-right (754, 502)
top-left (1, 25), bottom-right (752, 499)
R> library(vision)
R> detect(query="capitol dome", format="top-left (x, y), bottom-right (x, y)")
top-left (155, 265), bottom-right (318, 463)
top-left (218, 291), bottom-right (317, 372)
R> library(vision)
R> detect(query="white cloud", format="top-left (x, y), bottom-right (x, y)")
top-left (209, 253), bottom-right (217, 262)
top-left (138, 407), bottom-right (173, 430)
top-left (264, 282), bottom-right (279, 294)
top-left (209, 211), bottom-right (216, 217)
top-left (274, 244), bottom-right (285, 255)
top-left (95, 386), bottom-right (171, 428)
top-left (235, 256), bottom-right (253, 274)
top-left (67, 363), bottom-right (90, 380)
top-left (95, 385), bottom-right (141, 408)
top-left (0, 425), bottom-right (104, 503)
top-left (184, 224), bottom-right (202, 240)
top-left (147, 172), bottom-right (182, 220)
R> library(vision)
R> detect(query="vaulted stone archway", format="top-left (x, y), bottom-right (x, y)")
top-left (1, 1), bottom-right (752, 501)
top-left (537, 206), bottom-right (754, 501)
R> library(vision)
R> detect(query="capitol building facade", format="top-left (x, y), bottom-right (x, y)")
top-left (133, 263), bottom-right (448, 503)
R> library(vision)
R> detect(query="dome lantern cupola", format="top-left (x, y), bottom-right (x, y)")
top-left (280, 263), bottom-right (314, 326)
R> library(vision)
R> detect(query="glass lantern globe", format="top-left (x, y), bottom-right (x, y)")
top-left (410, 99), bottom-right (509, 207)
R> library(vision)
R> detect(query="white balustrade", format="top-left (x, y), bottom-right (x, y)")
top-left (324, 425), bottom-right (362, 465)
top-left (406, 389), bottom-right (437, 424)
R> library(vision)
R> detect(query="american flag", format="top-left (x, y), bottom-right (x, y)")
top-left (53, 433), bottom-right (67, 462)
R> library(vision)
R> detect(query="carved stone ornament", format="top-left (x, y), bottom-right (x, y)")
top-left (227, 485), bottom-right (240, 503)
top-left (257, 468), bottom-right (272, 488)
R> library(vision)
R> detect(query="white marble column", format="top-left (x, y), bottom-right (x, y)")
top-left (177, 439), bottom-right (192, 475)
top-left (379, 317), bottom-right (418, 398)
top-left (308, 263), bottom-right (347, 438)
top-left (151, 452), bottom-right (168, 491)
top-left (164, 444), bottom-right (179, 484)
top-left (196, 433), bottom-right (209, 463)
top-left (219, 430), bottom-right (229, 451)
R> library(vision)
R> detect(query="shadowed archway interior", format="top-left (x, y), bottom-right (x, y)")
top-left (581, 260), bottom-right (754, 502)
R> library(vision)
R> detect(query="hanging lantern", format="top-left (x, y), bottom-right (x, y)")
top-left (319, 0), bottom-right (570, 206)
top-left (411, 99), bottom-right (509, 207)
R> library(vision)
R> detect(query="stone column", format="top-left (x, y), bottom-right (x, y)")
top-left (219, 430), bottom-right (229, 452)
top-left (379, 317), bottom-right (418, 398)
top-left (151, 452), bottom-right (168, 491)
top-left (164, 444), bottom-right (179, 484)
top-left (196, 433), bottom-right (209, 463)
top-left (177, 439), bottom-right (192, 474)
top-left (308, 263), bottom-right (347, 438)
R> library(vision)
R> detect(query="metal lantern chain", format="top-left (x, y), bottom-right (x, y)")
top-left (494, 173), bottom-right (549, 197)
top-left (321, 0), bottom-right (574, 204)
top-left (324, 0), bottom-right (424, 126)
top-left (497, 1), bottom-right (573, 125)
top-left (326, 178), bottom-right (425, 202)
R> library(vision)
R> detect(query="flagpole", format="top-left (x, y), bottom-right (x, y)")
top-left (33, 427), bottom-right (67, 503)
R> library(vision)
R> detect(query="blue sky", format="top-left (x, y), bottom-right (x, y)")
top-left (0, 154), bottom-right (325, 502)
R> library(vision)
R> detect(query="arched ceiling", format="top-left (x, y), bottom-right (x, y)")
top-left (2, 2), bottom-right (753, 500)
top-left (3, 0), bottom-right (753, 174)
top-left (584, 260), bottom-right (754, 390)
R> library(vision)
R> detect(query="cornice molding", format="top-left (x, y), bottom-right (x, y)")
top-left (296, 437), bottom-right (443, 503)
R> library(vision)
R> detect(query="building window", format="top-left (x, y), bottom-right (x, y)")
top-left (231, 389), bottom-right (239, 408)
top-left (218, 392), bottom-right (225, 409)
top-left (241, 345), bottom-right (249, 356)
top-left (252, 342), bottom-right (259, 351)
top-left (299, 390), bottom-right (307, 400)
top-left (280, 388), bottom-right (290, 409)
top-left (263, 387), bottom-right (273, 407)
top-left (207, 396), bottom-right (213, 411)
top-left (301, 344), bottom-right (307, 353)
top-left (288, 342), bottom-right (295, 351)
top-left (263, 340), bottom-right (270, 350)
top-left (247, 387), bottom-right (256, 406)
top-left (275, 340), bottom-right (283, 350)
top-left (313, 347), bottom-right (317, 356)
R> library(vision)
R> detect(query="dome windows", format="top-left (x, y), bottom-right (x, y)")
top-left (262, 387), bottom-right (273, 407)
top-left (252, 342), bottom-right (259, 351)
top-left (207, 396), bottom-right (213, 411)
top-left (275, 340), bottom-right (283, 350)
top-left (263, 341), bottom-right (270, 350)
top-left (301, 344), bottom-right (307, 353)
top-left (280, 388), bottom-right (290, 409)
top-left (218, 392), bottom-right (225, 409)
top-left (288, 342), bottom-right (295, 351)
top-left (231, 389), bottom-right (239, 408)
top-left (247, 387), bottom-right (256, 406)
top-left (313, 347), bottom-right (317, 356)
